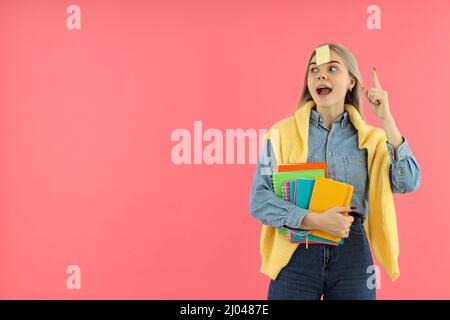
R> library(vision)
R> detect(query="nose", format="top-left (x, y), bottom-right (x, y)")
top-left (317, 72), bottom-right (327, 80)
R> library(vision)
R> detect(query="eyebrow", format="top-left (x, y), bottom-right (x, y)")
top-left (309, 60), bottom-right (341, 66)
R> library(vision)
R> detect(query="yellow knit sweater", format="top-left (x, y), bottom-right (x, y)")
top-left (260, 100), bottom-right (400, 281)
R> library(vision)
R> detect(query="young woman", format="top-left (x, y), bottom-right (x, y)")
top-left (248, 43), bottom-right (421, 300)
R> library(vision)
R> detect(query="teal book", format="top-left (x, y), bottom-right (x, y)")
top-left (272, 169), bottom-right (325, 236)
top-left (294, 178), bottom-right (315, 208)
top-left (272, 169), bottom-right (325, 199)
top-left (289, 181), bottom-right (295, 202)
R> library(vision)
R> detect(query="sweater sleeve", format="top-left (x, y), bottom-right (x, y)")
top-left (248, 139), bottom-right (311, 236)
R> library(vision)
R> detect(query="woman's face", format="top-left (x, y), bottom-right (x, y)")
top-left (307, 49), bottom-right (355, 109)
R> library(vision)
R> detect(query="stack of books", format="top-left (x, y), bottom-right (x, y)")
top-left (272, 163), bottom-right (354, 247)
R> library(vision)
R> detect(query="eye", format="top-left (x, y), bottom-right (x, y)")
top-left (310, 66), bottom-right (338, 73)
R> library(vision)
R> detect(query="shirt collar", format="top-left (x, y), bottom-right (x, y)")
top-left (310, 107), bottom-right (350, 128)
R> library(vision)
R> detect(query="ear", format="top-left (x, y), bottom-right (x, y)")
top-left (349, 77), bottom-right (356, 90)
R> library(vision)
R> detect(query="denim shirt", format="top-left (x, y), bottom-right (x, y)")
top-left (248, 108), bottom-right (421, 236)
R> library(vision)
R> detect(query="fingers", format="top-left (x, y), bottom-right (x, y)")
top-left (372, 67), bottom-right (382, 89)
top-left (362, 68), bottom-right (383, 104)
top-left (365, 87), bottom-right (382, 106)
top-left (361, 87), bottom-right (368, 100)
top-left (361, 86), bottom-right (377, 105)
top-left (342, 214), bottom-right (354, 238)
top-left (334, 206), bottom-right (353, 213)
top-left (369, 90), bottom-right (380, 106)
top-left (341, 228), bottom-right (350, 238)
top-left (361, 86), bottom-right (368, 95)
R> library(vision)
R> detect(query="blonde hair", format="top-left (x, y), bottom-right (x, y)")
top-left (297, 42), bottom-right (364, 118)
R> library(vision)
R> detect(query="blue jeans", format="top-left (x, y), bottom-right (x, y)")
top-left (268, 219), bottom-right (377, 300)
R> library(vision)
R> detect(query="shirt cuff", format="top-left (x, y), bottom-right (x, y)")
top-left (386, 136), bottom-right (412, 161)
top-left (283, 206), bottom-right (310, 230)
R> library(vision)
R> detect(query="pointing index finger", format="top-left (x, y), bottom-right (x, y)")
top-left (372, 67), bottom-right (382, 89)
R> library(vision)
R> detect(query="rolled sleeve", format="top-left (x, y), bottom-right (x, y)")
top-left (386, 137), bottom-right (422, 193)
top-left (387, 136), bottom-right (409, 161)
top-left (282, 206), bottom-right (311, 236)
top-left (248, 139), bottom-right (311, 233)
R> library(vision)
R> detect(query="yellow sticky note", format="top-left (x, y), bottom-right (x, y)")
top-left (315, 45), bottom-right (330, 65)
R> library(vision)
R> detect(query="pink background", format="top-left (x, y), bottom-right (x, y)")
top-left (0, 0), bottom-right (449, 299)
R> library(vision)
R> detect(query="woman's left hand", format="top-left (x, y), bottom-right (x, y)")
top-left (362, 68), bottom-right (392, 121)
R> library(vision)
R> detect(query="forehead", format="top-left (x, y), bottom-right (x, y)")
top-left (310, 49), bottom-right (344, 65)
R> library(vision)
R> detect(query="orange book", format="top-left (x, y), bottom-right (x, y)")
top-left (275, 162), bottom-right (327, 176)
top-left (308, 176), bottom-right (354, 243)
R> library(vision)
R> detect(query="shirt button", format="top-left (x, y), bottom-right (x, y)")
top-left (327, 151), bottom-right (331, 156)
top-left (397, 169), bottom-right (401, 175)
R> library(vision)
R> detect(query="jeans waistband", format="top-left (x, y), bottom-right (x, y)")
top-left (348, 211), bottom-right (363, 223)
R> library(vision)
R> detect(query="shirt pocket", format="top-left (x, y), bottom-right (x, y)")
top-left (343, 154), bottom-right (368, 195)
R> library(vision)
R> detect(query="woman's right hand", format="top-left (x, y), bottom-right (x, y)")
top-left (300, 206), bottom-right (355, 238)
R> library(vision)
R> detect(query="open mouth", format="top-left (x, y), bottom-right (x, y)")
top-left (316, 87), bottom-right (333, 97)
